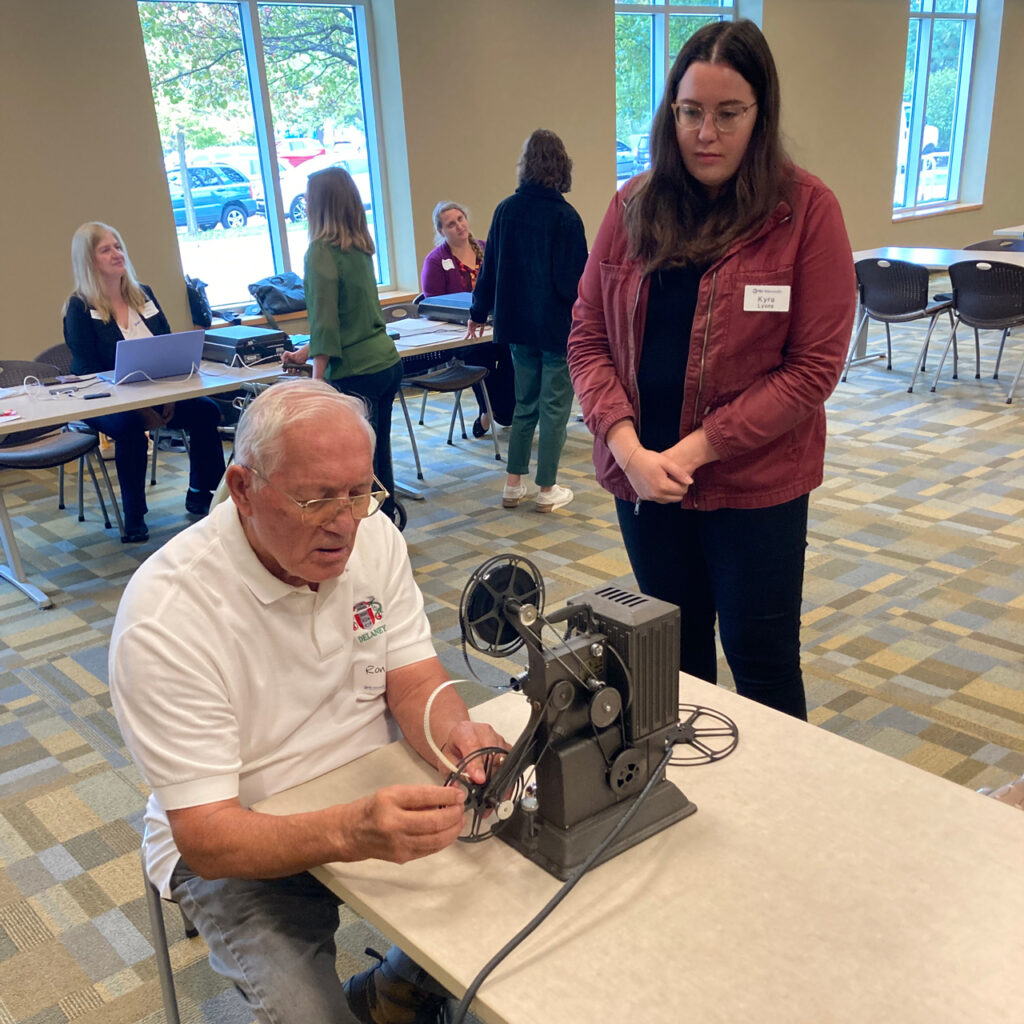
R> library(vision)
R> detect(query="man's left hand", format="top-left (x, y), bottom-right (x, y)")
top-left (440, 720), bottom-right (508, 782)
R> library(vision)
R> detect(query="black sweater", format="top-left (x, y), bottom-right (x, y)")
top-left (470, 183), bottom-right (588, 353)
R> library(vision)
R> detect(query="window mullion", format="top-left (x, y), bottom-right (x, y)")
top-left (905, 14), bottom-right (932, 208)
top-left (238, 0), bottom-right (289, 274)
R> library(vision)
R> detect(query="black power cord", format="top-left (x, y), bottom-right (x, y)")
top-left (448, 742), bottom-right (676, 1024)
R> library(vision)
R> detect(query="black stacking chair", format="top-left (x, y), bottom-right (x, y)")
top-left (933, 240), bottom-right (1024, 302)
top-left (929, 260), bottom-right (1024, 403)
top-left (0, 360), bottom-right (123, 607)
top-left (383, 300), bottom-right (502, 479)
top-left (844, 258), bottom-right (954, 392)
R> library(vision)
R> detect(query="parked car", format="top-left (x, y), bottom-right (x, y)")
top-left (278, 153), bottom-right (373, 222)
top-left (166, 164), bottom-right (258, 230)
top-left (617, 139), bottom-right (635, 179)
top-left (276, 137), bottom-right (326, 167)
top-left (634, 133), bottom-right (650, 172)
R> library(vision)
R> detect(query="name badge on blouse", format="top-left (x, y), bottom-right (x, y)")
top-left (743, 285), bottom-right (790, 312)
top-left (141, 300), bottom-right (159, 318)
top-left (441, 258), bottom-right (455, 271)
top-left (90, 309), bottom-right (104, 319)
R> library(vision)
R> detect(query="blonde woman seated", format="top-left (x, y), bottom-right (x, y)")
top-left (63, 222), bottom-right (225, 542)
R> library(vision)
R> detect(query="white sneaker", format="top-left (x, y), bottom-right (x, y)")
top-left (535, 484), bottom-right (573, 513)
top-left (501, 482), bottom-right (532, 508)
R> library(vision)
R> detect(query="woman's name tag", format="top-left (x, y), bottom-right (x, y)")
top-left (441, 258), bottom-right (455, 271)
top-left (743, 285), bottom-right (790, 312)
top-left (142, 300), bottom-right (159, 317)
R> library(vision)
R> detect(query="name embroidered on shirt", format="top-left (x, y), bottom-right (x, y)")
top-left (743, 284), bottom-right (791, 312)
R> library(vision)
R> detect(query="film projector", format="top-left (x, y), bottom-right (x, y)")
top-left (454, 555), bottom-right (738, 880)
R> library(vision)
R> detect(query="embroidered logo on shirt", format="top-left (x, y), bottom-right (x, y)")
top-left (353, 597), bottom-right (386, 642)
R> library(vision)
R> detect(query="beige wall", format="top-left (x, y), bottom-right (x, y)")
top-left (767, 0), bottom-right (1024, 249)
top-left (2, 0), bottom-right (1023, 361)
top-left (2, 0), bottom-right (188, 360)
top-left (393, 0), bottom-right (614, 281)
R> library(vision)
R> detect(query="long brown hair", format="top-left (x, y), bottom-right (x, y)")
top-left (306, 167), bottom-right (375, 254)
top-left (625, 19), bottom-right (793, 271)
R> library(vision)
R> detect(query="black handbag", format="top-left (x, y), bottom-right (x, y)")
top-left (185, 274), bottom-right (213, 328)
top-left (247, 273), bottom-right (306, 315)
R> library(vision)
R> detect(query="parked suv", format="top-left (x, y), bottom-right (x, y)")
top-left (166, 164), bottom-right (258, 230)
top-left (635, 134), bottom-right (650, 172)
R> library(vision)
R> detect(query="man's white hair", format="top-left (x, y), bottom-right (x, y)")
top-left (233, 379), bottom-right (376, 479)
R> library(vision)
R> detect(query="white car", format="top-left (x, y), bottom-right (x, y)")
top-left (278, 153), bottom-right (373, 222)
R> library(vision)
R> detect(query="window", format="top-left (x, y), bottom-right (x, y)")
top-left (138, 1), bottom-right (390, 308)
top-left (893, 0), bottom-right (978, 211)
top-left (614, 2), bottom-right (735, 180)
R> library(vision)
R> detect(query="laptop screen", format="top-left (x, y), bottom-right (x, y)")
top-left (100, 329), bottom-right (206, 385)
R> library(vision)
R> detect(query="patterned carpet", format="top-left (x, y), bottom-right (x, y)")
top-left (0, 324), bottom-right (1021, 1022)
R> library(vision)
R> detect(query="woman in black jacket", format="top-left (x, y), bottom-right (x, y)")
top-left (63, 222), bottom-right (225, 542)
top-left (467, 130), bottom-right (588, 513)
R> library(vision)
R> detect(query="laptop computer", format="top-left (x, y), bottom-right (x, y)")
top-left (99, 329), bottom-right (206, 384)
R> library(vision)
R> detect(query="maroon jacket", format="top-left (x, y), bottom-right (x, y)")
top-left (567, 166), bottom-right (856, 511)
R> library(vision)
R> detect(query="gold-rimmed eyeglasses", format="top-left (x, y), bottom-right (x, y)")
top-left (241, 465), bottom-right (388, 526)
top-left (672, 101), bottom-right (757, 134)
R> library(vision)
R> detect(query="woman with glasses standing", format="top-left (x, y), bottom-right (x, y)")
top-left (568, 20), bottom-right (855, 719)
top-left (282, 167), bottom-right (402, 523)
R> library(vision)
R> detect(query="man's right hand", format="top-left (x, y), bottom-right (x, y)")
top-left (338, 784), bottom-right (467, 864)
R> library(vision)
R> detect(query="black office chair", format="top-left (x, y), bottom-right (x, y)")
top-left (929, 260), bottom-right (1024, 403)
top-left (844, 258), bottom-right (955, 392)
top-left (0, 360), bottom-right (123, 607)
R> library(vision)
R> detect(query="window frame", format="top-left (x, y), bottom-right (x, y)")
top-left (139, 0), bottom-right (394, 302)
top-left (894, 0), bottom-right (978, 214)
top-left (614, 1), bottom-right (745, 173)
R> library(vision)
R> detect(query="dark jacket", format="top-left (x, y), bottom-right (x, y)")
top-left (470, 183), bottom-right (587, 353)
top-left (568, 166), bottom-right (856, 511)
top-left (63, 286), bottom-right (171, 376)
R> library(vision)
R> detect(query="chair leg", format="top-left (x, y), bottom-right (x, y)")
top-left (884, 324), bottom-right (893, 371)
top-left (58, 463), bottom-right (66, 510)
top-left (841, 309), bottom-right (869, 382)
top-left (930, 318), bottom-right (960, 393)
top-left (77, 456), bottom-right (85, 522)
top-left (479, 379), bottom-right (503, 462)
top-left (446, 391), bottom-right (463, 445)
top-left (397, 391), bottom-right (424, 480)
top-left (1006, 352), bottom-right (1023, 405)
top-left (974, 327), bottom-right (981, 380)
top-left (993, 328), bottom-right (1008, 380)
top-left (91, 452), bottom-right (125, 538)
top-left (0, 490), bottom-right (53, 608)
top-left (418, 390), bottom-right (428, 426)
top-left (84, 456), bottom-right (113, 530)
top-left (908, 313), bottom-right (943, 393)
top-left (141, 853), bottom-right (182, 1024)
top-left (150, 429), bottom-right (159, 485)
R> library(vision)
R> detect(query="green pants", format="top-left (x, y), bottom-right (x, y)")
top-left (506, 346), bottom-right (573, 487)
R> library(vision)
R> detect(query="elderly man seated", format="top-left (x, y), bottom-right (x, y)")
top-left (110, 379), bottom-right (504, 1024)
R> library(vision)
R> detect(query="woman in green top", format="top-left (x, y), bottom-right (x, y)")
top-left (283, 167), bottom-right (403, 519)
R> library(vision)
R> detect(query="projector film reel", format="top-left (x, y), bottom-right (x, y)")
top-left (445, 746), bottom-right (526, 843)
top-left (459, 554), bottom-right (545, 657)
top-left (669, 703), bottom-right (740, 766)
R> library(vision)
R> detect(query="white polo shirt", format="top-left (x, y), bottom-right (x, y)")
top-left (110, 499), bottom-right (435, 896)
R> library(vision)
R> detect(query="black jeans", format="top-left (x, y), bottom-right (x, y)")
top-left (86, 397), bottom-right (225, 532)
top-left (616, 494), bottom-right (810, 720)
top-left (330, 361), bottom-right (403, 517)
